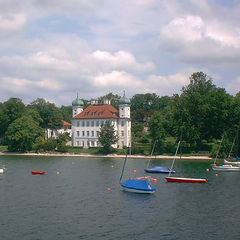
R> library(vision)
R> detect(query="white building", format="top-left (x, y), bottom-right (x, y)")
top-left (71, 95), bottom-right (131, 148)
top-left (45, 120), bottom-right (72, 139)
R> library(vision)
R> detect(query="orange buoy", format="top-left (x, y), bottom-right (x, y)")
top-left (107, 187), bottom-right (111, 191)
top-left (215, 174), bottom-right (219, 177)
top-left (133, 170), bottom-right (137, 173)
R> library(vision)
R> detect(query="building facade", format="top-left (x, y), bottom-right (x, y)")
top-left (71, 95), bottom-right (131, 148)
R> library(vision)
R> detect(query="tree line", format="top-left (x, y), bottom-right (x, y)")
top-left (0, 72), bottom-right (239, 156)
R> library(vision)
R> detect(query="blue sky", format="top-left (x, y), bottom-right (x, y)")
top-left (0, 0), bottom-right (239, 106)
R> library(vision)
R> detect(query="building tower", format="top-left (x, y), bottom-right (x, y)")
top-left (118, 92), bottom-right (131, 147)
top-left (72, 94), bottom-right (84, 117)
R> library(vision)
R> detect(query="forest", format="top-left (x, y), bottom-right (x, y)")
top-left (0, 72), bottom-right (240, 156)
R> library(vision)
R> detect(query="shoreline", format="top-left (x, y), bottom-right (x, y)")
top-left (0, 152), bottom-right (213, 160)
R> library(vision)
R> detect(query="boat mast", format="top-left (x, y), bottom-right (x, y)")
top-left (146, 140), bottom-right (158, 169)
top-left (213, 133), bottom-right (224, 165)
top-left (168, 141), bottom-right (181, 177)
top-left (119, 147), bottom-right (129, 183)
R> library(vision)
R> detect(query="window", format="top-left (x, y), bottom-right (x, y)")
top-left (82, 131), bottom-right (85, 136)
top-left (121, 121), bottom-right (124, 127)
top-left (82, 121), bottom-right (85, 127)
top-left (92, 112), bottom-right (96, 116)
top-left (84, 112), bottom-right (89, 116)
top-left (122, 141), bottom-right (124, 147)
top-left (96, 121), bottom-right (99, 127)
top-left (91, 141), bottom-right (95, 147)
top-left (91, 121), bottom-right (94, 127)
top-left (77, 141), bottom-right (80, 146)
top-left (82, 141), bottom-right (84, 147)
top-left (77, 121), bottom-right (80, 127)
top-left (87, 131), bottom-right (89, 136)
top-left (121, 131), bottom-right (124, 136)
top-left (77, 131), bottom-right (80, 137)
top-left (99, 112), bottom-right (103, 116)
top-left (86, 121), bottom-right (89, 127)
top-left (97, 131), bottom-right (99, 137)
top-left (92, 131), bottom-right (94, 137)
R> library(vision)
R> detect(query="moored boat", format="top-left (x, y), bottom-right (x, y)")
top-left (121, 179), bottom-right (156, 193)
top-left (166, 177), bottom-right (207, 183)
top-left (145, 166), bottom-right (175, 174)
top-left (31, 171), bottom-right (45, 175)
top-left (223, 159), bottom-right (240, 166)
top-left (211, 164), bottom-right (240, 171)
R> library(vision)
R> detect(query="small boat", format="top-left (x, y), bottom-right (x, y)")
top-left (120, 148), bottom-right (156, 194)
top-left (144, 140), bottom-right (176, 174)
top-left (166, 177), bottom-right (207, 183)
top-left (145, 166), bottom-right (175, 174)
top-left (121, 179), bottom-right (156, 193)
top-left (165, 141), bottom-right (207, 183)
top-left (31, 171), bottom-right (45, 175)
top-left (211, 164), bottom-right (240, 171)
top-left (0, 169), bottom-right (4, 174)
top-left (223, 159), bottom-right (240, 166)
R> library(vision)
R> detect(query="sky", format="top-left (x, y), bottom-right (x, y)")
top-left (0, 0), bottom-right (240, 106)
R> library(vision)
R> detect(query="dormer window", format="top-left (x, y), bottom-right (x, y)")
top-left (99, 112), bottom-right (103, 116)
top-left (92, 112), bottom-right (96, 116)
top-left (84, 112), bottom-right (89, 116)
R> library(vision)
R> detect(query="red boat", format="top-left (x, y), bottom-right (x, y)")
top-left (166, 177), bottom-right (207, 183)
top-left (31, 171), bottom-right (45, 175)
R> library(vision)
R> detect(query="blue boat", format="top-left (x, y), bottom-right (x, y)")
top-left (145, 140), bottom-right (176, 174)
top-left (145, 166), bottom-right (175, 174)
top-left (121, 179), bottom-right (156, 194)
top-left (120, 148), bottom-right (156, 194)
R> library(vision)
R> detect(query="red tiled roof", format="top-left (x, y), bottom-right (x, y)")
top-left (73, 104), bottom-right (119, 119)
top-left (62, 120), bottom-right (72, 126)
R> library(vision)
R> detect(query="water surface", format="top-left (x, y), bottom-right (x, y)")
top-left (0, 156), bottom-right (239, 240)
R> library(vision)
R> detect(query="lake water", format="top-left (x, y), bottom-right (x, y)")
top-left (0, 155), bottom-right (239, 240)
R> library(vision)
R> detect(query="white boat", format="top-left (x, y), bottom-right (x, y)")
top-left (211, 164), bottom-right (240, 171)
top-left (224, 159), bottom-right (240, 166)
top-left (0, 169), bottom-right (4, 174)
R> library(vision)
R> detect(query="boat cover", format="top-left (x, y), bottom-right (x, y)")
top-left (121, 179), bottom-right (156, 192)
top-left (145, 166), bottom-right (175, 173)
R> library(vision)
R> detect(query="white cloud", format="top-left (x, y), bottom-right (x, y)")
top-left (92, 50), bottom-right (154, 72)
top-left (0, 13), bottom-right (26, 33)
top-left (160, 14), bottom-right (240, 64)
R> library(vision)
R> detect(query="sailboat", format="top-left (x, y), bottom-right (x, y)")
top-left (120, 148), bottom-right (156, 194)
top-left (223, 128), bottom-right (240, 166)
top-left (211, 133), bottom-right (240, 171)
top-left (144, 140), bottom-right (176, 174)
top-left (166, 141), bottom-right (207, 183)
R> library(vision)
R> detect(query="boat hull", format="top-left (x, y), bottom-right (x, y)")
top-left (166, 177), bottom-right (207, 183)
top-left (31, 171), bottom-right (45, 175)
top-left (121, 186), bottom-right (155, 194)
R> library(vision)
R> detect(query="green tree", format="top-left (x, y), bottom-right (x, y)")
top-left (28, 98), bottom-right (63, 130)
top-left (98, 120), bottom-right (119, 153)
top-left (148, 111), bottom-right (167, 153)
top-left (0, 98), bottom-right (26, 141)
top-left (59, 105), bottom-right (72, 123)
top-left (5, 115), bottom-right (43, 152)
top-left (171, 72), bottom-right (232, 150)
